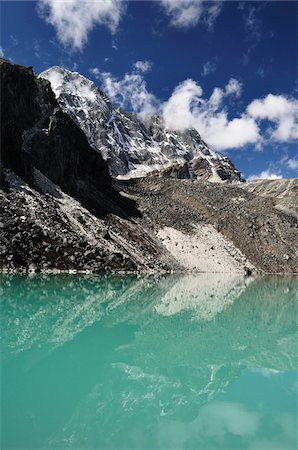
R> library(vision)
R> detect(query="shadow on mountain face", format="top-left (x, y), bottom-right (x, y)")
top-left (0, 58), bottom-right (140, 220)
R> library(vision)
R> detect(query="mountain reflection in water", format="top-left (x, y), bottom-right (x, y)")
top-left (1, 274), bottom-right (297, 450)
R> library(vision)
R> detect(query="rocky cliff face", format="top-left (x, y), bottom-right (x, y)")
top-left (1, 58), bottom-right (111, 203)
top-left (1, 59), bottom-right (296, 274)
top-left (0, 59), bottom-right (181, 273)
top-left (39, 66), bottom-right (243, 182)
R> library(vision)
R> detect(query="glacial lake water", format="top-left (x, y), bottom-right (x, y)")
top-left (1, 274), bottom-right (297, 450)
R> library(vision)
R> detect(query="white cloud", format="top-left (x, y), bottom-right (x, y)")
top-left (247, 94), bottom-right (298, 142)
top-left (201, 60), bottom-right (217, 77)
top-left (160, 0), bottom-right (222, 30)
top-left (97, 70), bottom-right (254, 150)
top-left (89, 67), bottom-right (101, 79)
top-left (162, 78), bottom-right (258, 150)
top-left (100, 69), bottom-right (160, 119)
top-left (37, 0), bottom-right (125, 50)
top-left (133, 60), bottom-right (152, 74)
top-left (88, 60), bottom-right (157, 118)
top-left (225, 78), bottom-right (242, 97)
top-left (286, 158), bottom-right (298, 171)
top-left (162, 79), bottom-right (203, 130)
top-left (203, 1), bottom-right (222, 30)
top-left (161, 77), bottom-right (297, 150)
top-left (85, 64), bottom-right (297, 152)
top-left (247, 170), bottom-right (282, 181)
top-left (0, 46), bottom-right (4, 58)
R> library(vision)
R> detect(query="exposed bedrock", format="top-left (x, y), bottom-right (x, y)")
top-left (1, 59), bottom-right (297, 274)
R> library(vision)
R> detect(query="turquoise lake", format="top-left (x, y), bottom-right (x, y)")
top-left (1, 274), bottom-right (297, 450)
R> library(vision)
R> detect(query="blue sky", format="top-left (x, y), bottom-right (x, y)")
top-left (1, 0), bottom-right (297, 179)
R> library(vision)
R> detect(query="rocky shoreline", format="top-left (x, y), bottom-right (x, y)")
top-left (1, 169), bottom-right (297, 275)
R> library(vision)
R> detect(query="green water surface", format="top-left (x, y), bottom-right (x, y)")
top-left (1, 274), bottom-right (297, 449)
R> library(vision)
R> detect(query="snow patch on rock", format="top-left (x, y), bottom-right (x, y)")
top-left (39, 66), bottom-right (243, 182)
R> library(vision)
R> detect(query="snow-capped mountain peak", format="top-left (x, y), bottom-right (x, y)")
top-left (39, 66), bottom-right (243, 182)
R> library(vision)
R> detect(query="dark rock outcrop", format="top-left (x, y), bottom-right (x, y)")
top-left (0, 58), bottom-right (111, 202)
top-left (0, 59), bottom-right (179, 273)
top-left (1, 61), bottom-right (47, 183)
top-left (147, 156), bottom-right (243, 182)
top-left (148, 161), bottom-right (191, 179)
top-left (28, 107), bottom-right (111, 197)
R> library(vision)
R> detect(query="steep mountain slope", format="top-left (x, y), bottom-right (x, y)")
top-left (243, 179), bottom-right (298, 219)
top-left (1, 59), bottom-right (110, 200)
top-left (0, 58), bottom-right (179, 272)
top-left (1, 59), bottom-right (296, 274)
top-left (39, 66), bottom-right (243, 182)
top-left (118, 177), bottom-right (298, 274)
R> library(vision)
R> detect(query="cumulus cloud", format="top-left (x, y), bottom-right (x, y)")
top-left (0, 46), bottom-right (4, 58)
top-left (162, 79), bottom-right (203, 130)
top-left (160, 0), bottom-right (222, 30)
top-left (247, 94), bottom-right (298, 142)
top-left (247, 170), bottom-right (282, 181)
top-left (162, 78), bottom-right (258, 150)
top-left (162, 79), bottom-right (297, 150)
top-left (37, 0), bottom-right (125, 50)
